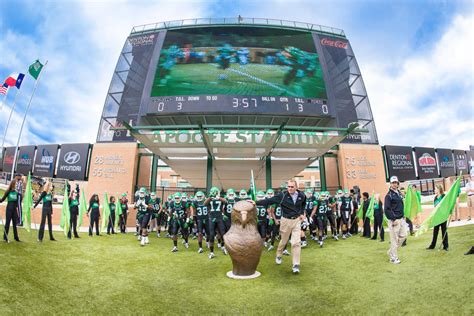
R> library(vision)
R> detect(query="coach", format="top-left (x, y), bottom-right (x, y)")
top-left (384, 176), bottom-right (407, 264)
top-left (255, 179), bottom-right (306, 274)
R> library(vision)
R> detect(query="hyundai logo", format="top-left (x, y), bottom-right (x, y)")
top-left (64, 151), bottom-right (80, 164)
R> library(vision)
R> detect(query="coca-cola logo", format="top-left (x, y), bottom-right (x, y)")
top-left (321, 38), bottom-right (348, 49)
top-left (418, 153), bottom-right (436, 167)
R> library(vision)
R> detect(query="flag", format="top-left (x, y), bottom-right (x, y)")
top-left (101, 193), bottom-right (111, 233)
top-left (4, 73), bottom-right (25, 89)
top-left (0, 83), bottom-right (8, 95)
top-left (249, 170), bottom-right (256, 201)
top-left (114, 195), bottom-right (121, 232)
top-left (356, 201), bottom-right (363, 219)
top-left (416, 176), bottom-right (461, 236)
top-left (60, 186), bottom-right (70, 236)
top-left (22, 173), bottom-right (33, 232)
top-left (403, 186), bottom-right (422, 220)
top-left (365, 193), bottom-right (375, 223)
top-left (28, 60), bottom-right (44, 80)
top-left (77, 187), bottom-right (87, 230)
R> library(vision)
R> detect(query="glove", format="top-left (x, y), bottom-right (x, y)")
top-left (309, 217), bottom-right (313, 224)
top-left (223, 215), bottom-right (228, 221)
top-left (268, 218), bottom-right (274, 226)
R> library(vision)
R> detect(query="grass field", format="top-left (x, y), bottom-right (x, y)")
top-left (150, 63), bottom-right (327, 98)
top-left (0, 225), bottom-right (473, 315)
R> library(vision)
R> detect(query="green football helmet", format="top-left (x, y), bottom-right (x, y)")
top-left (343, 189), bottom-right (350, 195)
top-left (226, 188), bottom-right (236, 199)
top-left (195, 191), bottom-right (205, 202)
top-left (182, 192), bottom-right (188, 202)
top-left (305, 189), bottom-right (313, 197)
top-left (174, 192), bottom-right (182, 203)
top-left (314, 192), bottom-right (320, 200)
top-left (210, 186), bottom-right (220, 197)
top-left (167, 194), bottom-right (173, 201)
top-left (150, 192), bottom-right (156, 198)
top-left (337, 189), bottom-right (343, 195)
top-left (239, 189), bottom-right (248, 199)
top-left (266, 189), bottom-right (274, 198)
top-left (256, 190), bottom-right (265, 200)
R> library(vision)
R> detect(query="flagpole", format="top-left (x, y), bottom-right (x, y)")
top-left (10, 61), bottom-right (48, 181)
top-left (1, 89), bottom-right (22, 163)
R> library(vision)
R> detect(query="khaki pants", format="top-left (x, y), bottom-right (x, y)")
top-left (468, 196), bottom-right (474, 218)
top-left (277, 217), bottom-right (302, 266)
top-left (388, 218), bottom-right (407, 261)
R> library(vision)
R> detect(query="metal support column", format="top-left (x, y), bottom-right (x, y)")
top-left (206, 155), bottom-right (213, 193)
top-left (266, 156), bottom-right (272, 190)
top-left (150, 154), bottom-right (159, 193)
top-left (319, 155), bottom-right (327, 191)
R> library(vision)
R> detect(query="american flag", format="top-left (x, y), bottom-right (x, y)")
top-left (0, 83), bottom-right (8, 95)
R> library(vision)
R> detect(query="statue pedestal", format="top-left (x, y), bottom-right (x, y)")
top-left (226, 271), bottom-right (261, 279)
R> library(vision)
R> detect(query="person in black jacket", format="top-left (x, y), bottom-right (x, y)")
top-left (68, 190), bottom-right (80, 239)
top-left (87, 194), bottom-right (100, 236)
top-left (384, 176), bottom-right (407, 264)
top-left (255, 179), bottom-right (306, 274)
top-left (371, 193), bottom-right (384, 241)
top-left (427, 185), bottom-right (448, 250)
top-left (0, 179), bottom-right (21, 242)
top-left (107, 195), bottom-right (116, 235)
top-left (361, 192), bottom-right (371, 238)
top-left (118, 193), bottom-right (129, 233)
top-left (34, 181), bottom-right (56, 242)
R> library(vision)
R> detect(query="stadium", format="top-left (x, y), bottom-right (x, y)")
top-left (1, 17), bottom-right (473, 315)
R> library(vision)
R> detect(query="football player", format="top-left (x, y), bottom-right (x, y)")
top-left (339, 189), bottom-right (353, 239)
top-left (256, 191), bottom-right (269, 246)
top-left (192, 191), bottom-right (209, 254)
top-left (134, 187), bottom-right (152, 246)
top-left (204, 187), bottom-right (228, 259)
top-left (324, 191), bottom-right (339, 241)
top-left (169, 192), bottom-right (191, 252)
top-left (224, 188), bottom-right (237, 232)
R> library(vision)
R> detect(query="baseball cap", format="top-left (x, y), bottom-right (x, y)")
top-left (390, 176), bottom-right (399, 183)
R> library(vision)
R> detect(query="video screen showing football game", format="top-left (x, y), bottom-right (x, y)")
top-left (151, 26), bottom-right (327, 99)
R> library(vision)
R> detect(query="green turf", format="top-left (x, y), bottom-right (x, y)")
top-left (0, 225), bottom-right (473, 315)
top-left (151, 63), bottom-right (327, 98)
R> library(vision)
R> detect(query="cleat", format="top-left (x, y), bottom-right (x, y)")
top-left (264, 241), bottom-right (268, 248)
top-left (198, 247), bottom-right (204, 254)
top-left (275, 256), bottom-right (282, 265)
top-left (157, 233), bottom-right (160, 238)
top-left (342, 234), bottom-right (347, 240)
top-left (208, 252), bottom-right (215, 259)
top-left (217, 243), bottom-right (222, 249)
top-left (292, 265), bottom-right (300, 274)
top-left (171, 246), bottom-right (178, 252)
top-left (390, 258), bottom-right (401, 264)
top-left (301, 241), bottom-right (308, 248)
top-left (222, 247), bottom-right (228, 255)
top-left (145, 237), bottom-right (150, 244)
top-left (333, 235), bottom-right (339, 241)
top-left (137, 235), bottom-right (141, 241)
top-left (347, 233), bottom-right (352, 237)
top-left (267, 245), bottom-right (274, 251)
top-left (141, 238), bottom-right (145, 247)
top-left (319, 241), bottom-right (323, 248)
top-left (185, 243), bottom-right (189, 249)
top-left (282, 249), bottom-right (290, 256)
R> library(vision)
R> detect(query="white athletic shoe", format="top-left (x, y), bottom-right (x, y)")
top-left (171, 246), bottom-right (178, 252)
top-left (275, 256), bottom-right (282, 265)
top-left (319, 241), bottom-right (323, 248)
top-left (292, 265), bottom-right (300, 274)
top-left (222, 247), bottom-right (228, 255)
top-left (301, 241), bottom-right (308, 248)
top-left (282, 249), bottom-right (291, 256)
top-left (156, 233), bottom-right (161, 238)
top-left (322, 235), bottom-right (327, 241)
top-left (208, 252), bottom-right (215, 259)
top-left (267, 245), bottom-right (274, 251)
top-left (140, 238), bottom-right (145, 247)
top-left (390, 258), bottom-right (401, 264)
top-left (333, 235), bottom-right (339, 241)
top-left (217, 243), bottom-right (222, 249)
top-left (145, 236), bottom-right (150, 244)
top-left (342, 234), bottom-right (347, 240)
top-left (137, 235), bottom-right (141, 241)
top-left (347, 232), bottom-right (352, 237)
top-left (185, 243), bottom-right (189, 249)
top-left (182, 240), bottom-right (186, 245)
top-left (264, 241), bottom-right (268, 248)
top-left (198, 247), bottom-right (204, 254)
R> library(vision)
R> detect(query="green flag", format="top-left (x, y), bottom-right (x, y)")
top-left (356, 200), bottom-right (363, 219)
top-left (250, 170), bottom-right (256, 202)
top-left (22, 173), bottom-right (33, 232)
top-left (365, 193), bottom-right (375, 224)
top-left (404, 186), bottom-right (422, 220)
top-left (101, 193), bottom-right (111, 233)
top-left (114, 195), bottom-right (121, 232)
top-left (416, 176), bottom-right (461, 237)
top-left (28, 60), bottom-right (44, 80)
top-left (77, 187), bottom-right (87, 230)
top-left (60, 186), bottom-right (70, 236)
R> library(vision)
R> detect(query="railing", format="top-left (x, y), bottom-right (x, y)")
top-left (130, 17), bottom-right (345, 37)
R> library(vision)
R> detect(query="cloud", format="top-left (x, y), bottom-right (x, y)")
top-left (365, 13), bottom-right (474, 149)
top-left (0, 0), bottom-right (212, 147)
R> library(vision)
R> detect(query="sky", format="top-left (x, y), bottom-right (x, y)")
top-left (0, 0), bottom-right (472, 150)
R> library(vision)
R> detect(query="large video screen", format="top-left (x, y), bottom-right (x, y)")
top-left (151, 27), bottom-right (327, 99)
